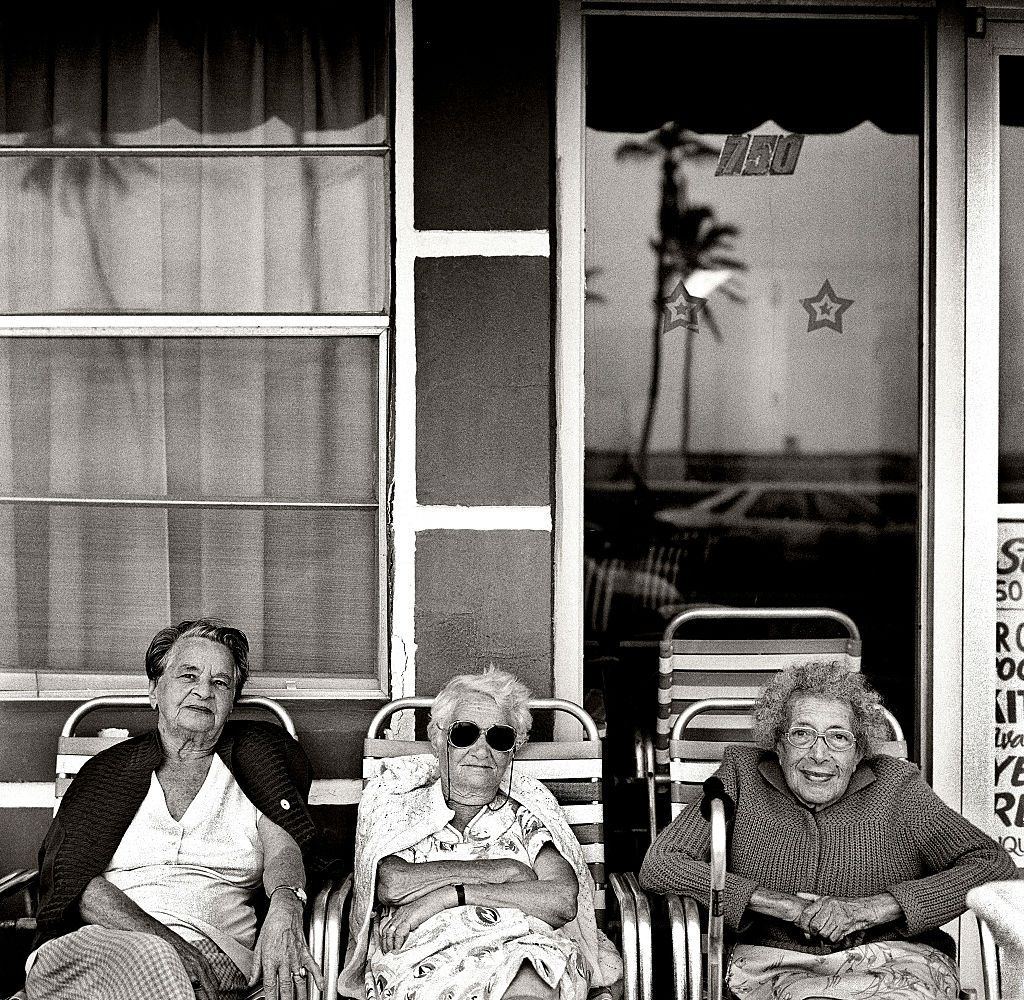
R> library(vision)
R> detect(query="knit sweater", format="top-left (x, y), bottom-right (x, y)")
top-left (32, 720), bottom-right (325, 953)
top-left (639, 745), bottom-right (1018, 957)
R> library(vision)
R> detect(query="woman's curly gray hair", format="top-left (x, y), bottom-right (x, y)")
top-left (427, 666), bottom-right (533, 752)
top-left (753, 660), bottom-right (888, 757)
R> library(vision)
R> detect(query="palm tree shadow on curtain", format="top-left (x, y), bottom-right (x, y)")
top-left (615, 122), bottom-right (747, 485)
top-left (20, 127), bottom-right (157, 310)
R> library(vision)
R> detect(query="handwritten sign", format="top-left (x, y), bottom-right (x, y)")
top-left (995, 522), bottom-right (1024, 862)
top-left (715, 133), bottom-right (804, 177)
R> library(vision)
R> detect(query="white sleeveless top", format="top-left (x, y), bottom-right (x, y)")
top-left (102, 753), bottom-right (264, 976)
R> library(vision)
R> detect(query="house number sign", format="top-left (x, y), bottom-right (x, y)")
top-left (715, 133), bottom-right (805, 176)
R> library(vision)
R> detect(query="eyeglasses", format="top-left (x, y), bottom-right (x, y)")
top-left (447, 721), bottom-right (518, 753)
top-left (784, 726), bottom-right (857, 753)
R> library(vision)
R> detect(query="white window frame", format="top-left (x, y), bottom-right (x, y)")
top-left (0, 97), bottom-right (393, 703)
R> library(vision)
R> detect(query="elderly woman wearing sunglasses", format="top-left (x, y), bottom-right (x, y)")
top-left (338, 667), bottom-right (621, 1000)
top-left (640, 661), bottom-right (1016, 1000)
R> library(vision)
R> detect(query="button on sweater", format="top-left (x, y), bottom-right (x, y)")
top-left (638, 746), bottom-right (1018, 956)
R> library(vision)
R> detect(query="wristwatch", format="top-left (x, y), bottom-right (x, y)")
top-left (272, 884), bottom-right (308, 906)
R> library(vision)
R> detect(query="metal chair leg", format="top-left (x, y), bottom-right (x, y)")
top-left (307, 881), bottom-right (335, 1000)
top-left (683, 896), bottom-right (703, 1000)
top-left (622, 872), bottom-right (654, 1000)
top-left (666, 893), bottom-right (688, 1000)
top-left (609, 872), bottom-right (641, 1000)
top-left (323, 874), bottom-right (352, 1000)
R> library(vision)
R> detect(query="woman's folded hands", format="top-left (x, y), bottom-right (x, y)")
top-left (791, 892), bottom-right (902, 944)
top-left (748, 887), bottom-right (902, 946)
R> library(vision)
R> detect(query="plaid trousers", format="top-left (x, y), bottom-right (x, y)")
top-left (26, 925), bottom-right (248, 1000)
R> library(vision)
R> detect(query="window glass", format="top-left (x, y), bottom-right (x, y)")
top-left (2, 337), bottom-right (378, 501)
top-left (584, 16), bottom-right (922, 738)
top-left (0, 333), bottom-right (381, 686)
top-left (746, 490), bottom-right (807, 522)
top-left (0, 6), bottom-right (390, 314)
top-left (0, 8), bottom-right (389, 146)
top-left (708, 489), bottom-right (745, 515)
top-left (808, 491), bottom-right (875, 525)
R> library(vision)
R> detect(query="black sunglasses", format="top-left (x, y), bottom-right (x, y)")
top-left (447, 721), bottom-right (518, 753)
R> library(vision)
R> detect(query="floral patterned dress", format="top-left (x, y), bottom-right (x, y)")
top-left (365, 799), bottom-right (589, 1000)
top-left (726, 940), bottom-right (960, 1000)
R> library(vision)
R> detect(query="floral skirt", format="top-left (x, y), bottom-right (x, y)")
top-left (725, 941), bottom-right (960, 1000)
top-left (365, 904), bottom-right (589, 1000)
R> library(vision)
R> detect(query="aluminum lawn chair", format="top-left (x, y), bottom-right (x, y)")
top-left (638, 606), bottom-right (862, 844)
top-left (312, 696), bottom-right (652, 1000)
top-left (0, 695), bottom-right (309, 1000)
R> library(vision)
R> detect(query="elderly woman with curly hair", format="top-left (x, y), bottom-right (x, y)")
top-left (640, 661), bottom-right (1017, 1000)
top-left (338, 667), bottom-right (621, 1000)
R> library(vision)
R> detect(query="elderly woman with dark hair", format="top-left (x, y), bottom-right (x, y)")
top-left (339, 667), bottom-right (621, 1000)
top-left (640, 661), bottom-right (1017, 1000)
top-left (25, 618), bottom-right (324, 1000)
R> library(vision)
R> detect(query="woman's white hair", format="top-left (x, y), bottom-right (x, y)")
top-left (427, 666), bottom-right (533, 752)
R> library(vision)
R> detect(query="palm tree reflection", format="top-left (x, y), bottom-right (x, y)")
top-left (616, 122), bottom-right (746, 481)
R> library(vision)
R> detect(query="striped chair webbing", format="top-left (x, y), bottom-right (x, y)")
top-left (668, 737), bottom-right (756, 820)
top-left (654, 642), bottom-right (861, 768)
top-left (54, 698), bottom-right (297, 810)
top-left (55, 735), bottom-right (131, 806)
top-left (363, 739), bottom-right (607, 918)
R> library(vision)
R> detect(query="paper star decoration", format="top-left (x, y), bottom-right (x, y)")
top-left (800, 279), bottom-right (854, 334)
top-left (662, 279), bottom-right (705, 334)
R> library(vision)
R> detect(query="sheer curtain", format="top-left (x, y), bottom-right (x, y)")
top-left (0, 9), bottom-right (386, 684)
top-left (0, 7), bottom-right (389, 313)
top-left (0, 337), bottom-right (379, 681)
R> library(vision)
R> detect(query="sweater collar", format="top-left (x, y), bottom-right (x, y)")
top-left (758, 752), bottom-right (876, 810)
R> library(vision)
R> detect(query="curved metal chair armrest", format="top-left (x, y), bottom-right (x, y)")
top-left (0, 869), bottom-right (38, 899)
top-left (708, 797), bottom-right (727, 1000)
top-left (619, 873), bottom-right (653, 1000)
top-left (307, 880), bottom-right (339, 1000)
top-left (608, 873), bottom-right (640, 1000)
top-left (633, 729), bottom-right (658, 849)
top-left (322, 874), bottom-right (353, 1000)
top-left (0, 869), bottom-right (39, 936)
top-left (975, 912), bottom-right (1001, 1000)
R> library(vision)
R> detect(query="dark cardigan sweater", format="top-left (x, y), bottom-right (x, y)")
top-left (32, 720), bottom-right (323, 952)
top-left (639, 745), bottom-right (1018, 957)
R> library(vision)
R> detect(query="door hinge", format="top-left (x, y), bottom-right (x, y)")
top-left (967, 6), bottom-right (987, 38)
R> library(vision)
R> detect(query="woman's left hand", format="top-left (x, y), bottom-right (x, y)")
top-left (250, 890), bottom-right (325, 999)
top-left (379, 887), bottom-right (453, 953)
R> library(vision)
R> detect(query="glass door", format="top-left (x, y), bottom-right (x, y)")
top-left (583, 12), bottom-right (925, 754)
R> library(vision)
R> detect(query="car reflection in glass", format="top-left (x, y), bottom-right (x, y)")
top-left (654, 483), bottom-right (915, 565)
